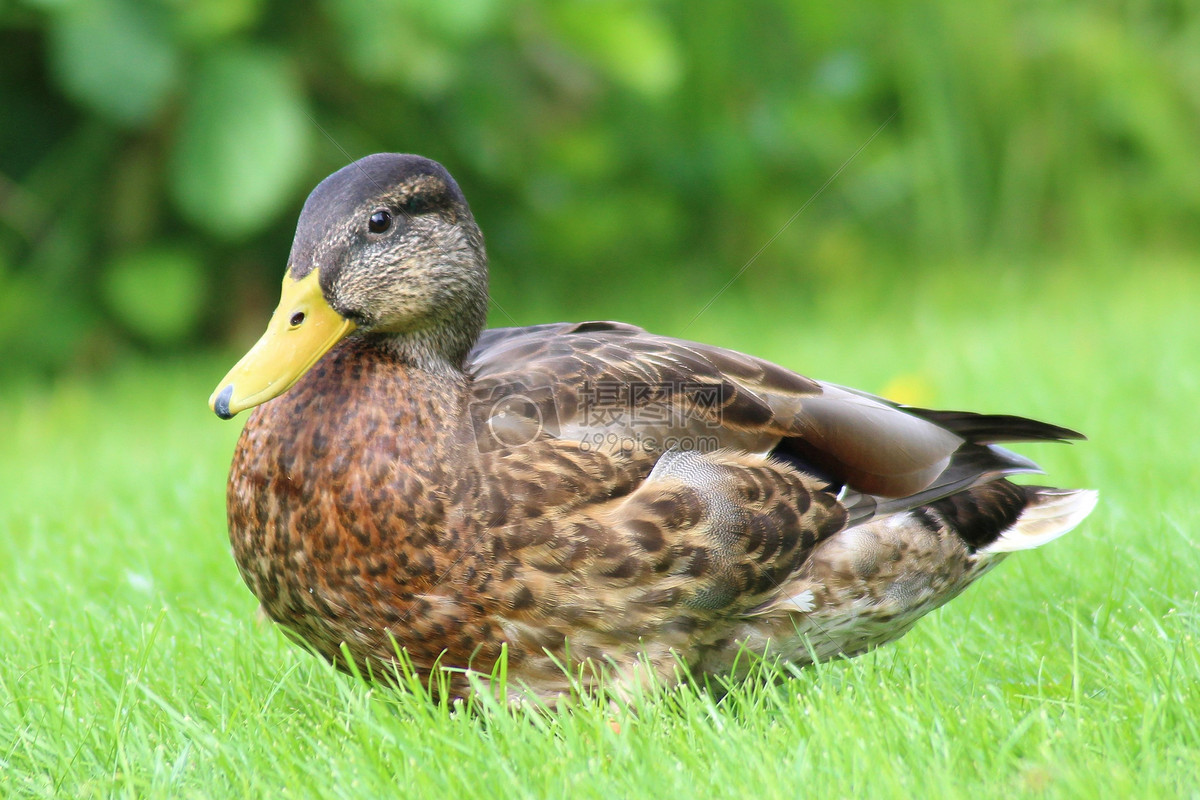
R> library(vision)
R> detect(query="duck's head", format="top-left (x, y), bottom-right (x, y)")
top-left (209, 154), bottom-right (487, 419)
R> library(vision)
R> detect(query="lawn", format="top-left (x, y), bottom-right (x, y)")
top-left (2, 259), bottom-right (1197, 799)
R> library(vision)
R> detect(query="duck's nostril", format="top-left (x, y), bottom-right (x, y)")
top-left (290, 312), bottom-right (306, 326)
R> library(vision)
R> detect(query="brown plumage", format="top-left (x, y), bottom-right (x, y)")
top-left (214, 154), bottom-right (1097, 702)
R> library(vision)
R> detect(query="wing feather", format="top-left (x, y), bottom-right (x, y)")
top-left (467, 322), bottom-right (1077, 500)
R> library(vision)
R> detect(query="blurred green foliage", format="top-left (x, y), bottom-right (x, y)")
top-left (1, 0), bottom-right (1197, 372)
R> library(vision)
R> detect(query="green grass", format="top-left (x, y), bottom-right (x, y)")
top-left (2, 260), bottom-right (1198, 799)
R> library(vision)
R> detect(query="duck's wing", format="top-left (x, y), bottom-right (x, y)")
top-left (466, 321), bottom-right (1082, 505)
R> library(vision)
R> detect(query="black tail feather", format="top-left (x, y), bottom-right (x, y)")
top-left (925, 480), bottom-right (1033, 551)
top-left (899, 408), bottom-right (1085, 444)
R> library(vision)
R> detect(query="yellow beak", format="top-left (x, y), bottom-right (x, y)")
top-left (209, 270), bottom-right (356, 419)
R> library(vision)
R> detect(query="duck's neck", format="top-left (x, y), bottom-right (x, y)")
top-left (369, 294), bottom-right (487, 372)
top-left (364, 329), bottom-right (465, 375)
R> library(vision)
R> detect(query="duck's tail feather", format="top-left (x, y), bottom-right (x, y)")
top-left (982, 487), bottom-right (1098, 554)
top-left (899, 408), bottom-right (1085, 444)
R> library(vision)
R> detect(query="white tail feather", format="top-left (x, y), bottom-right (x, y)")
top-left (982, 488), bottom-right (1098, 554)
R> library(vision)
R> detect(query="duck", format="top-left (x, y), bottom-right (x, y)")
top-left (210, 153), bottom-right (1096, 702)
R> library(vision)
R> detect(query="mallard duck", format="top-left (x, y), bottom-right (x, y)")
top-left (210, 153), bottom-right (1096, 701)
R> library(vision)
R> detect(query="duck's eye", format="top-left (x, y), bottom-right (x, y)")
top-left (289, 312), bottom-right (305, 327)
top-left (368, 209), bottom-right (392, 233)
